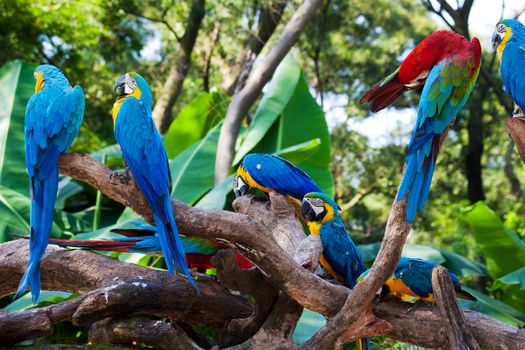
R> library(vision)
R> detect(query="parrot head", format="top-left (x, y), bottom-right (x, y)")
top-left (233, 174), bottom-right (248, 198)
top-left (33, 64), bottom-right (68, 93)
top-left (492, 19), bottom-right (524, 55)
top-left (112, 72), bottom-right (153, 122)
top-left (301, 192), bottom-right (339, 223)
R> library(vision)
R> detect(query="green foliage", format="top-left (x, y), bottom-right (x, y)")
top-left (164, 90), bottom-right (228, 158)
top-left (235, 54), bottom-right (334, 196)
top-left (0, 60), bottom-right (34, 194)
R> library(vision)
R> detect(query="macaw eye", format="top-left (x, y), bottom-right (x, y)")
top-left (497, 23), bottom-right (506, 33)
top-left (310, 198), bottom-right (324, 207)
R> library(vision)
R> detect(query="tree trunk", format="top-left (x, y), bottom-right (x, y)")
top-left (465, 109), bottom-right (485, 203)
top-left (152, 0), bottom-right (206, 134)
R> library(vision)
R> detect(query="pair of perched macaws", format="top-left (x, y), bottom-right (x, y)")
top-left (17, 66), bottom-right (196, 303)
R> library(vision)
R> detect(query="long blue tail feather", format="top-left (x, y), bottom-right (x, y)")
top-left (16, 168), bottom-right (59, 303)
top-left (156, 196), bottom-right (198, 293)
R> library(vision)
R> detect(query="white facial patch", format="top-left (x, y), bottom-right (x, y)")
top-left (311, 204), bottom-right (325, 216)
top-left (256, 163), bottom-right (261, 170)
top-left (234, 177), bottom-right (247, 192)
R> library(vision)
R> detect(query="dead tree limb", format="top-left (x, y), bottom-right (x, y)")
top-left (432, 266), bottom-right (481, 350)
top-left (0, 240), bottom-right (252, 346)
top-left (214, 0), bottom-right (323, 184)
top-left (88, 318), bottom-right (205, 350)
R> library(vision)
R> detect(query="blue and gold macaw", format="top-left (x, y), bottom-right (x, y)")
top-left (492, 19), bottom-right (525, 119)
top-left (16, 64), bottom-right (84, 303)
top-left (357, 257), bottom-right (476, 303)
top-left (112, 72), bottom-right (196, 290)
top-left (300, 192), bottom-right (368, 350)
top-left (233, 153), bottom-right (323, 209)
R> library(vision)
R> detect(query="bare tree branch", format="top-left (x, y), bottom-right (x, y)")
top-left (214, 0), bottom-right (323, 184)
top-left (432, 266), bottom-right (480, 350)
top-left (507, 117), bottom-right (525, 165)
top-left (152, 0), bottom-right (206, 133)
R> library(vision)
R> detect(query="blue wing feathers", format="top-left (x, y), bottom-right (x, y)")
top-left (501, 43), bottom-right (525, 111)
top-left (244, 154), bottom-right (322, 199)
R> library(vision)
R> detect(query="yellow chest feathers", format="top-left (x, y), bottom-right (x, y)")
top-left (112, 88), bottom-right (143, 125)
top-left (306, 204), bottom-right (335, 236)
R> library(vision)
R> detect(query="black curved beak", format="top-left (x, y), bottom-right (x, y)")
top-left (113, 74), bottom-right (127, 97)
top-left (300, 200), bottom-right (317, 222)
top-left (233, 176), bottom-right (248, 198)
top-left (492, 31), bottom-right (502, 50)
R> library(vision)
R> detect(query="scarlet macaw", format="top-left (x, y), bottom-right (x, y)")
top-left (16, 65), bottom-right (84, 302)
top-left (360, 30), bottom-right (482, 223)
top-left (233, 153), bottom-right (324, 209)
top-left (12, 220), bottom-right (253, 273)
top-left (300, 192), bottom-right (367, 350)
top-left (357, 257), bottom-right (476, 303)
top-left (492, 19), bottom-right (525, 119)
top-left (112, 72), bottom-right (196, 289)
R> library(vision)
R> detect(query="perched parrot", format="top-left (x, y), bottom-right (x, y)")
top-left (357, 257), bottom-right (476, 303)
top-left (12, 220), bottom-right (253, 273)
top-left (233, 153), bottom-right (324, 209)
top-left (300, 192), bottom-right (368, 350)
top-left (112, 72), bottom-right (196, 289)
top-left (16, 65), bottom-right (84, 302)
top-left (492, 19), bottom-right (525, 119)
top-left (360, 30), bottom-right (482, 223)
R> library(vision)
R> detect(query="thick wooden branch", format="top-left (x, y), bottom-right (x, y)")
top-left (507, 116), bottom-right (525, 164)
top-left (53, 153), bottom-right (525, 349)
top-left (88, 318), bottom-right (204, 350)
top-left (432, 267), bottom-right (480, 350)
top-left (214, 0), bottom-right (323, 183)
top-left (304, 195), bottom-right (411, 349)
top-left (59, 153), bottom-right (350, 317)
top-left (0, 240), bottom-right (252, 346)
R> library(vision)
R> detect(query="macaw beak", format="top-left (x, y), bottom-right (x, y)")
top-left (113, 73), bottom-right (134, 97)
top-left (233, 176), bottom-right (248, 198)
top-left (301, 199), bottom-right (316, 222)
top-left (492, 31), bottom-right (503, 50)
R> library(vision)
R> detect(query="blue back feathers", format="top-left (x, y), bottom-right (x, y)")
top-left (242, 153), bottom-right (322, 200)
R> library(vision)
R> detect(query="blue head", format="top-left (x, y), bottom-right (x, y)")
top-left (33, 64), bottom-right (69, 92)
top-left (113, 72), bottom-right (153, 111)
top-left (492, 19), bottom-right (525, 52)
top-left (300, 192), bottom-right (341, 223)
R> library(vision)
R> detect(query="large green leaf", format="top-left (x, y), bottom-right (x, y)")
top-left (459, 287), bottom-right (525, 327)
top-left (170, 123), bottom-right (222, 205)
top-left (461, 202), bottom-right (525, 279)
top-left (164, 91), bottom-right (227, 158)
top-left (233, 54), bottom-right (301, 164)
top-left (493, 267), bottom-right (525, 290)
top-left (0, 60), bottom-right (35, 195)
top-left (235, 55), bottom-right (334, 196)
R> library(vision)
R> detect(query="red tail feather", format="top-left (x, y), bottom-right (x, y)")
top-left (111, 228), bottom-right (155, 237)
top-left (360, 75), bottom-right (407, 112)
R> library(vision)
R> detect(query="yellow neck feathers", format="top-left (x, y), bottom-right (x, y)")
top-left (236, 166), bottom-right (272, 193)
top-left (34, 72), bottom-right (44, 93)
top-left (307, 203), bottom-right (335, 235)
top-left (112, 87), bottom-right (143, 125)
top-left (497, 27), bottom-right (512, 62)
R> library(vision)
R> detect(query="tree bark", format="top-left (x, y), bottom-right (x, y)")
top-left (152, 0), bottom-right (206, 134)
top-left (214, 0), bottom-right (323, 184)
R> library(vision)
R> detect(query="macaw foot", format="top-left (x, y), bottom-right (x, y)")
top-left (110, 168), bottom-right (130, 185)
